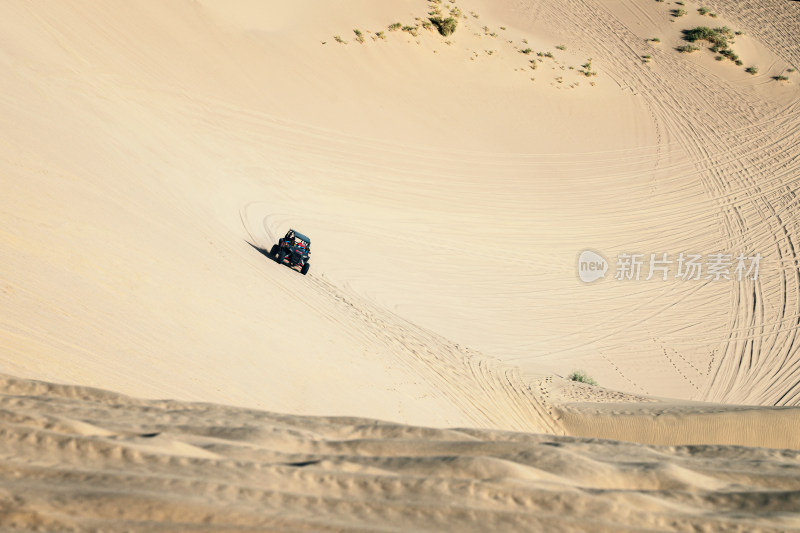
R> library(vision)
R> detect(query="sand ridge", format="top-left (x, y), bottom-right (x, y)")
top-left (0, 374), bottom-right (798, 532)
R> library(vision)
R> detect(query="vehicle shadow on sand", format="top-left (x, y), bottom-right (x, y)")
top-left (246, 241), bottom-right (280, 263)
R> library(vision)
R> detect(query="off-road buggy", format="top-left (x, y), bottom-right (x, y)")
top-left (271, 229), bottom-right (311, 275)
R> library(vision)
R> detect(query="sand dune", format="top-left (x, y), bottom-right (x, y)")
top-left (1, 0), bottom-right (800, 529)
top-left (1, 374), bottom-right (799, 532)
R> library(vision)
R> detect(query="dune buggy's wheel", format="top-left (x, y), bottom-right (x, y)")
top-left (301, 263), bottom-right (310, 275)
top-left (277, 251), bottom-right (285, 264)
top-left (270, 244), bottom-right (278, 256)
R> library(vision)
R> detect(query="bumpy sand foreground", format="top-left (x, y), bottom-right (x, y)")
top-left (1, 0), bottom-right (800, 529)
top-left (0, 374), bottom-right (798, 532)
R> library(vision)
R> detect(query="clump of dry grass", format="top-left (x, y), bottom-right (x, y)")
top-left (429, 16), bottom-right (458, 36)
top-left (568, 370), bottom-right (598, 386)
top-left (580, 59), bottom-right (597, 76)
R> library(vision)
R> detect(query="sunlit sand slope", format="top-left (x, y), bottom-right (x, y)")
top-left (1, 0), bottom-right (799, 454)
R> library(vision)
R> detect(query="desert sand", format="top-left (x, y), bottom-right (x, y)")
top-left (1, 0), bottom-right (799, 530)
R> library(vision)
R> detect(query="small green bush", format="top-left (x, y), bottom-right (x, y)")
top-left (683, 26), bottom-right (733, 47)
top-left (556, 44), bottom-right (566, 50)
top-left (679, 26), bottom-right (742, 62)
top-left (672, 8), bottom-right (687, 17)
top-left (353, 29), bottom-right (364, 43)
top-left (698, 7), bottom-right (710, 15)
top-left (429, 16), bottom-right (457, 36)
top-left (745, 66), bottom-right (758, 74)
top-left (677, 44), bottom-right (700, 52)
top-left (388, 22), bottom-right (402, 31)
top-left (580, 59), bottom-right (597, 76)
top-left (650, 37), bottom-right (661, 43)
top-left (775, 75), bottom-right (789, 81)
top-left (568, 370), bottom-right (598, 386)
top-left (521, 47), bottom-right (533, 54)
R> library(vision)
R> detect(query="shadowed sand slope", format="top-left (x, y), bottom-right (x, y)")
top-left (0, 375), bottom-right (799, 532)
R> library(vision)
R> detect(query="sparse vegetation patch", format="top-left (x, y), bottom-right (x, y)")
top-left (428, 15), bottom-right (457, 36)
top-left (683, 26), bottom-right (732, 49)
top-left (681, 26), bottom-right (746, 66)
top-left (580, 59), bottom-right (597, 76)
top-left (568, 370), bottom-right (598, 386)
top-left (331, 2), bottom-right (594, 91)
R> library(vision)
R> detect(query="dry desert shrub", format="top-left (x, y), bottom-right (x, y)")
top-left (568, 370), bottom-right (598, 386)
top-left (429, 16), bottom-right (457, 36)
